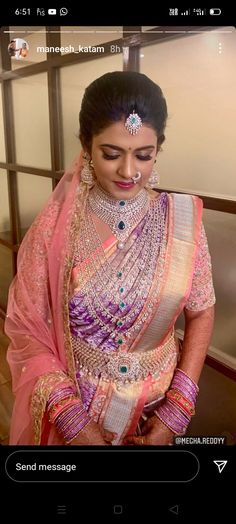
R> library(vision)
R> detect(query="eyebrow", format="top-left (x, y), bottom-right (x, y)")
top-left (99, 143), bottom-right (155, 152)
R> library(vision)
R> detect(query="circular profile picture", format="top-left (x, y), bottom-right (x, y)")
top-left (8, 39), bottom-right (29, 60)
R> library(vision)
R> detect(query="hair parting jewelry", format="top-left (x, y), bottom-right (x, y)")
top-left (125, 110), bottom-right (142, 135)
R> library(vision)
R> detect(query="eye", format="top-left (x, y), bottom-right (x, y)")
top-left (102, 153), bottom-right (119, 160)
top-left (137, 155), bottom-right (152, 161)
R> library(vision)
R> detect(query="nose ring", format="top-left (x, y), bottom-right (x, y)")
top-left (132, 172), bottom-right (142, 183)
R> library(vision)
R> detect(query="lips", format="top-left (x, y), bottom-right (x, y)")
top-left (114, 181), bottom-right (135, 188)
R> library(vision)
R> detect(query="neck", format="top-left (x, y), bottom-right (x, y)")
top-left (93, 181), bottom-right (146, 203)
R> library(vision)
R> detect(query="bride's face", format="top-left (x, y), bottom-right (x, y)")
top-left (90, 120), bottom-right (158, 199)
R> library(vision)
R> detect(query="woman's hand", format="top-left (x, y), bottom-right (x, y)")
top-left (123, 416), bottom-right (175, 446)
top-left (67, 419), bottom-right (116, 446)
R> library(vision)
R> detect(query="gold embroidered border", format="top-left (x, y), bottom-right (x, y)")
top-left (128, 197), bottom-right (170, 352)
top-left (62, 181), bottom-right (90, 391)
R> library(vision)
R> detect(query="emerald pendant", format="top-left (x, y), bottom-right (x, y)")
top-left (118, 221), bottom-right (125, 230)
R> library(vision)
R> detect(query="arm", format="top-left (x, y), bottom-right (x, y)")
top-left (124, 306), bottom-right (215, 446)
top-left (178, 304), bottom-right (215, 383)
top-left (46, 384), bottom-right (116, 445)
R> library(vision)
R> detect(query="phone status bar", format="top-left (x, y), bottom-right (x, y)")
top-left (2, 7), bottom-right (234, 27)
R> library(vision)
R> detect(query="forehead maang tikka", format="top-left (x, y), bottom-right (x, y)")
top-left (125, 110), bottom-right (142, 135)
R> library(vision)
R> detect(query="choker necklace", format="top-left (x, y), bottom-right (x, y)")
top-left (88, 182), bottom-right (150, 249)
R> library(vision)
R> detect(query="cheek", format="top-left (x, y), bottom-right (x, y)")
top-left (95, 160), bottom-right (115, 179)
top-left (141, 165), bottom-right (153, 180)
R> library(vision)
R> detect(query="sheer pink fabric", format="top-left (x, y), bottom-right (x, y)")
top-left (5, 153), bottom-right (86, 444)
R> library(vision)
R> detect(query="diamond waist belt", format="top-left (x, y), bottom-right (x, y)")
top-left (72, 331), bottom-right (177, 385)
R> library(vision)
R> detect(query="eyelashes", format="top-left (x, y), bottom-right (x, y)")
top-left (137, 155), bottom-right (152, 161)
top-left (102, 153), bottom-right (152, 161)
top-left (102, 153), bottom-right (119, 160)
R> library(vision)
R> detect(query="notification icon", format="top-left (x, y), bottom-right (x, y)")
top-left (60, 7), bottom-right (68, 15)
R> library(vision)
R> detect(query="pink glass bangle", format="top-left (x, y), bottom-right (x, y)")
top-left (154, 410), bottom-right (185, 435)
top-left (47, 385), bottom-right (77, 412)
top-left (154, 397), bottom-right (191, 435)
top-left (48, 398), bottom-right (80, 424)
top-left (53, 401), bottom-right (91, 443)
top-left (171, 368), bottom-right (199, 404)
top-left (65, 417), bottom-right (91, 444)
top-left (175, 368), bottom-right (199, 390)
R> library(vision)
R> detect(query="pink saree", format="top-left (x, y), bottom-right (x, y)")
top-left (5, 154), bottom-right (208, 445)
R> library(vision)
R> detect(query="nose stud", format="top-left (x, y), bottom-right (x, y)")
top-left (132, 172), bottom-right (142, 183)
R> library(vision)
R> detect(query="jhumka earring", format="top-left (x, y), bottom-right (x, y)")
top-left (145, 162), bottom-right (160, 189)
top-left (81, 153), bottom-right (96, 187)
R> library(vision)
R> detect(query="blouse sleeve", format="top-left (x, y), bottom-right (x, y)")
top-left (185, 222), bottom-right (216, 311)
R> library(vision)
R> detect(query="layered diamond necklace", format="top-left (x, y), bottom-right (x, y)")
top-left (88, 182), bottom-right (150, 249)
top-left (71, 183), bottom-right (168, 351)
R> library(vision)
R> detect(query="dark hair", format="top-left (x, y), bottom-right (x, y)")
top-left (79, 71), bottom-right (168, 153)
top-left (8, 41), bottom-right (16, 57)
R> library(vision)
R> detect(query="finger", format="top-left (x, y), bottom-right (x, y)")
top-left (104, 436), bottom-right (115, 443)
top-left (102, 430), bottom-right (118, 441)
top-left (123, 436), bottom-right (146, 446)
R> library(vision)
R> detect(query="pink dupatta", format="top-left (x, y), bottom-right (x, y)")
top-left (5, 153), bottom-right (87, 445)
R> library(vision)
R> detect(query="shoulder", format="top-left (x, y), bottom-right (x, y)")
top-left (147, 189), bottom-right (161, 200)
top-left (147, 189), bottom-right (166, 202)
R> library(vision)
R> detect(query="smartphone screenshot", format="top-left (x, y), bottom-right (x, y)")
top-left (0, 6), bottom-right (235, 520)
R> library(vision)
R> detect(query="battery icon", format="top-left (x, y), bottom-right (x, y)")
top-left (209, 8), bottom-right (221, 15)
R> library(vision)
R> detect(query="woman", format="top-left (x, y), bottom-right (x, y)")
top-left (5, 71), bottom-right (215, 446)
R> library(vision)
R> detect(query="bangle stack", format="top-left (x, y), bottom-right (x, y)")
top-left (55, 403), bottom-right (91, 444)
top-left (154, 368), bottom-right (199, 435)
top-left (47, 385), bottom-right (91, 443)
top-left (47, 386), bottom-right (76, 422)
top-left (171, 368), bottom-right (199, 404)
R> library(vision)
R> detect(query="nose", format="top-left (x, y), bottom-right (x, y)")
top-left (118, 155), bottom-right (135, 180)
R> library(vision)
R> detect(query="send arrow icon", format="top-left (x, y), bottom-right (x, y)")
top-left (213, 460), bottom-right (228, 473)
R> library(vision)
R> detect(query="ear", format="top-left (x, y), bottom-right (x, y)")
top-left (81, 143), bottom-right (91, 158)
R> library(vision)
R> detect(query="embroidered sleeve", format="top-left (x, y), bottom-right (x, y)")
top-left (185, 223), bottom-right (216, 311)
